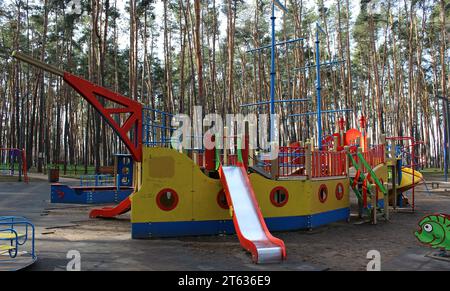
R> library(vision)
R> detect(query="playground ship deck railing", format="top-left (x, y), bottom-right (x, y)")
top-left (311, 151), bottom-right (347, 178)
top-left (176, 136), bottom-right (386, 181)
top-left (263, 142), bottom-right (386, 180)
top-left (276, 146), bottom-right (348, 179)
top-left (278, 146), bottom-right (306, 177)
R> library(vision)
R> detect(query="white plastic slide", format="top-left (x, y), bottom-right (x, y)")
top-left (219, 164), bottom-right (286, 263)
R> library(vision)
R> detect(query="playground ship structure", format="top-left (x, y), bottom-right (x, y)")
top-left (10, 3), bottom-right (423, 264)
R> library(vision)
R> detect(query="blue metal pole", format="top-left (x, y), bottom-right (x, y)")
top-left (445, 99), bottom-right (448, 182)
top-left (153, 113), bottom-right (157, 146)
top-left (315, 23), bottom-right (322, 150)
top-left (162, 113), bottom-right (166, 145)
top-left (270, 2), bottom-right (276, 143)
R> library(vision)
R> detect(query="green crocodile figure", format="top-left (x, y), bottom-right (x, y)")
top-left (415, 214), bottom-right (450, 251)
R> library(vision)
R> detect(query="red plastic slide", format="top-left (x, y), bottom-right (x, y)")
top-left (219, 164), bottom-right (286, 264)
top-left (89, 196), bottom-right (131, 218)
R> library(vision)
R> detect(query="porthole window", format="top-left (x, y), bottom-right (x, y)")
top-left (270, 186), bottom-right (289, 207)
top-left (335, 183), bottom-right (344, 201)
top-left (217, 190), bottom-right (229, 210)
top-left (156, 188), bottom-right (179, 211)
top-left (318, 184), bottom-right (328, 203)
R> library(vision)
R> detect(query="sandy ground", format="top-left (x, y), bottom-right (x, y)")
top-left (0, 172), bottom-right (449, 271)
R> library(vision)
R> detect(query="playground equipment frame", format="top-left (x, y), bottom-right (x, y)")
top-left (386, 136), bottom-right (423, 212)
top-left (0, 216), bottom-right (36, 261)
top-left (12, 51), bottom-right (143, 163)
top-left (0, 148), bottom-right (28, 183)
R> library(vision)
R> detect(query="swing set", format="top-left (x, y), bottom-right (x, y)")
top-left (0, 148), bottom-right (28, 183)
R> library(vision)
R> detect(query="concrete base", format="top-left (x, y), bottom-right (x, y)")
top-left (0, 252), bottom-right (37, 271)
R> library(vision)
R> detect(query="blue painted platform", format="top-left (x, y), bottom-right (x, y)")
top-left (51, 184), bottom-right (133, 204)
top-left (131, 207), bottom-right (350, 238)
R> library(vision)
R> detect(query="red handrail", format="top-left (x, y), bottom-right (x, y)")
top-left (276, 146), bottom-right (347, 178)
top-left (311, 151), bottom-right (347, 178)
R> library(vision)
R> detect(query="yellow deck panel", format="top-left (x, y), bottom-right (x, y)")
top-left (0, 245), bottom-right (16, 251)
top-left (0, 233), bottom-right (25, 240)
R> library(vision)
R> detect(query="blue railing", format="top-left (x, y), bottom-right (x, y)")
top-left (80, 174), bottom-right (115, 187)
top-left (142, 107), bottom-right (177, 147)
top-left (0, 216), bottom-right (36, 260)
top-left (0, 229), bottom-right (19, 258)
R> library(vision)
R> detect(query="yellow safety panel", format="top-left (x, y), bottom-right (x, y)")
top-left (308, 179), bottom-right (350, 214)
top-left (0, 233), bottom-right (24, 240)
top-left (0, 245), bottom-right (15, 251)
top-left (132, 147), bottom-right (228, 223)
